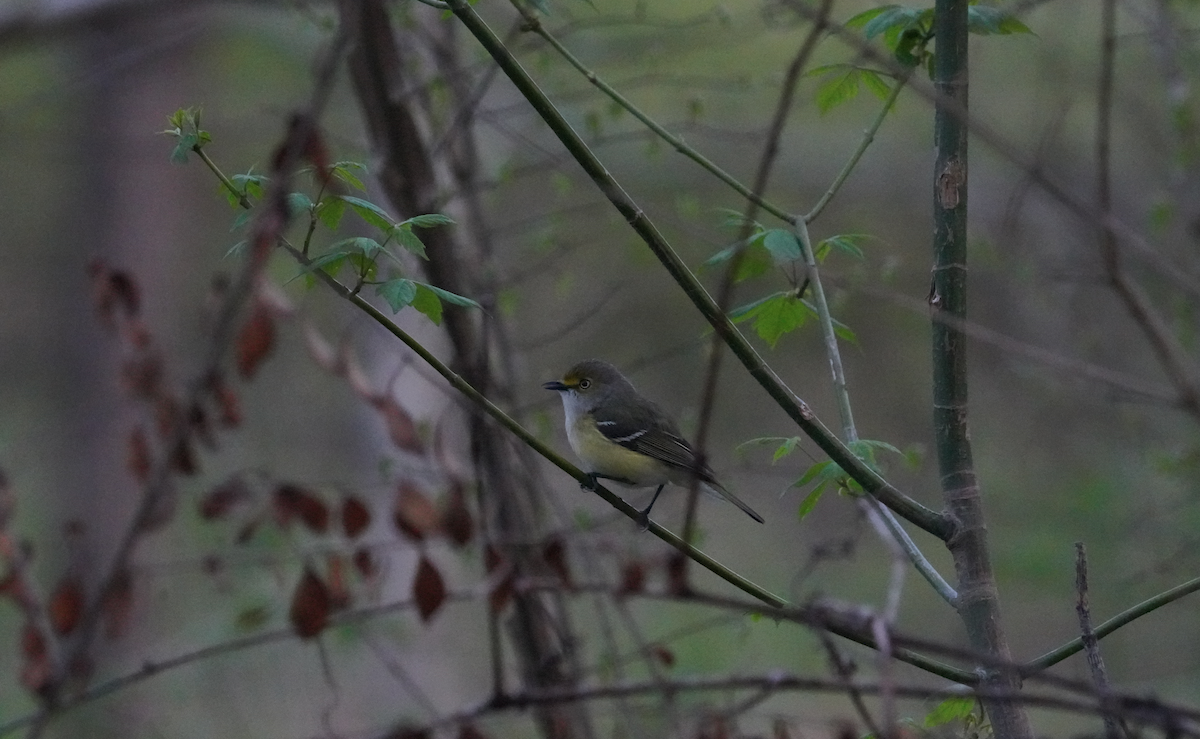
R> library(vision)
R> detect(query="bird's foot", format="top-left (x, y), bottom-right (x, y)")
top-left (636, 508), bottom-right (652, 531)
top-left (580, 473), bottom-right (600, 491)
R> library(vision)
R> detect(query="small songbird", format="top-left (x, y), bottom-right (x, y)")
top-left (543, 359), bottom-right (764, 528)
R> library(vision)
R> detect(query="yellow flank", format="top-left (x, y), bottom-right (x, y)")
top-left (568, 413), bottom-right (670, 487)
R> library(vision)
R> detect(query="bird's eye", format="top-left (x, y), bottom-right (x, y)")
top-left (578, 378), bottom-right (591, 390)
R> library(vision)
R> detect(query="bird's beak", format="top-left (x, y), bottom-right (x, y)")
top-left (543, 380), bottom-right (569, 392)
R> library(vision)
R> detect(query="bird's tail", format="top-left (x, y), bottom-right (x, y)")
top-left (701, 481), bottom-right (765, 524)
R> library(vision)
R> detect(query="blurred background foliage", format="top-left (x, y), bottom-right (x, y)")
top-left (1, 0), bottom-right (1199, 737)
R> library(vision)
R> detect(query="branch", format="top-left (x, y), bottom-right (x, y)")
top-left (278, 241), bottom-right (788, 610)
top-left (1021, 574), bottom-right (1200, 676)
top-left (441, 0), bottom-right (953, 542)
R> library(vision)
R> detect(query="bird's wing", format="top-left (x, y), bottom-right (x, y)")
top-left (590, 400), bottom-right (711, 479)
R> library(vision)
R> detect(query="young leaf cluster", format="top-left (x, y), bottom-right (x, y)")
top-left (761, 436), bottom-right (901, 521)
top-left (809, 3), bottom-right (1031, 114)
top-left (707, 224), bottom-right (866, 347)
top-left (161, 108), bottom-right (480, 327)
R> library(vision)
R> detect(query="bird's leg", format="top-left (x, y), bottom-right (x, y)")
top-left (637, 484), bottom-right (666, 531)
top-left (580, 473), bottom-right (600, 491)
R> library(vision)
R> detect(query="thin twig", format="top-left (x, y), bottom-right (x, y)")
top-left (1074, 542), bottom-right (1125, 739)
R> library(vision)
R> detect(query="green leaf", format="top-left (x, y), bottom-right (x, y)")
top-left (329, 236), bottom-right (383, 257)
top-left (816, 69), bottom-right (861, 114)
top-left (772, 436), bottom-right (802, 463)
top-left (859, 69), bottom-right (892, 100)
top-left (340, 195), bottom-right (394, 232)
top-left (418, 282), bottom-right (482, 310)
top-left (287, 192), bottom-right (314, 216)
top-left (845, 6), bottom-right (895, 30)
top-left (924, 696), bottom-right (977, 728)
top-left (762, 229), bottom-right (802, 263)
top-left (730, 292), bottom-right (812, 347)
top-left (403, 213), bottom-right (456, 229)
top-left (967, 6), bottom-right (1032, 35)
top-left (290, 250), bottom-right (352, 282)
top-left (230, 210), bottom-right (253, 232)
top-left (411, 283), bottom-right (444, 325)
top-left (817, 234), bottom-right (869, 261)
top-left (797, 486), bottom-right (826, 521)
top-left (702, 240), bottom-right (772, 282)
top-left (330, 161), bottom-right (367, 191)
top-left (316, 197), bottom-right (346, 230)
top-left (393, 225), bottom-right (428, 259)
top-left (795, 459), bottom-right (836, 488)
top-left (170, 135), bottom-right (194, 164)
top-left (376, 278), bottom-right (417, 313)
top-left (863, 6), bottom-right (918, 40)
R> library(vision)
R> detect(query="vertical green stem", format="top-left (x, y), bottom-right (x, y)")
top-left (931, 1), bottom-right (1031, 737)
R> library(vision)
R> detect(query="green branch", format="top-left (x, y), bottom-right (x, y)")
top-left (280, 242), bottom-right (789, 610)
top-left (445, 0), bottom-right (953, 542)
top-left (1021, 574), bottom-right (1200, 676)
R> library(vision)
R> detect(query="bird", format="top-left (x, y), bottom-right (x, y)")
top-left (543, 359), bottom-right (764, 528)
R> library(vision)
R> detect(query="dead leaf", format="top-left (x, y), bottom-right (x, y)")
top-left (274, 484), bottom-right (329, 533)
top-left (372, 396), bottom-right (424, 454)
top-left (650, 644), bottom-right (675, 668)
top-left (48, 575), bottom-right (84, 636)
top-left (341, 495), bottom-right (371, 539)
top-left (103, 569), bottom-right (134, 639)
top-left (619, 560), bottom-right (645, 595)
top-left (209, 373), bottom-right (242, 427)
top-left (542, 537), bottom-right (571, 586)
top-left (352, 547), bottom-right (377, 579)
top-left (412, 556), bottom-right (446, 623)
top-left (393, 483), bottom-right (439, 541)
top-left (127, 427), bottom-right (151, 483)
top-left (236, 300), bottom-right (275, 380)
top-left (440, 482), bottom-right (473, 548)
top-left (326, 554), bottom-right (351, 611)
top-left (289, 567), bottom-right (330, 639)
top-left (199, 476), bottom-right (251, 520)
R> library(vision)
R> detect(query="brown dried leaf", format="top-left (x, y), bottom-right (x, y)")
top-left (326, 554), bottom-right (351, 611)
top-left (488, 574), bottom-right (513, 615)
top-left (189, 403), bottom-right (215, 450)
top-left (210, 374), bottom-right (242, 427)
top-left (49, 575), bottom-right (84, 636)
top-left (127, 427), bottom-right (152, 483)
top-left (457, 725), bottom-right (491, 739)
top-left (412, 556), bottom-right (446, 623)
top-left (393, 483), bottom-right (439, 541)
top-left (440, 482), bottom-right (473, 548)
top-left (341, 496), bottom-right (371, 539)
top-left (103, 569), bottom-right (134, 640)
top-left (352, 547), bottom-right (377, 579)
top-left (667, 552), bottom-right (689, 596)
top-left (169, 436), bottom-right (198, 477)
top-left (20, 620), bottom-right (52, 695)
top-left (274, 484), bottom-right (329, 533)
top-left (484, 545), bottom-right (503, 574)
top-left (372, 396), bottom-right (424, 454)
top-left (650, 644), bottom-right (675, 668)
top-left (121, 351), bottom-right (163, 400)
top-left (619, 560), bottom-right (646, 595)
top-left (199, 476), bottom-right (252, 520)
top-left (542, 537), bottom-right (571, 586)
top-left (289, 567), bottom-right (330, 639)
top-left (236, 300), bottom-right (275, 380)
